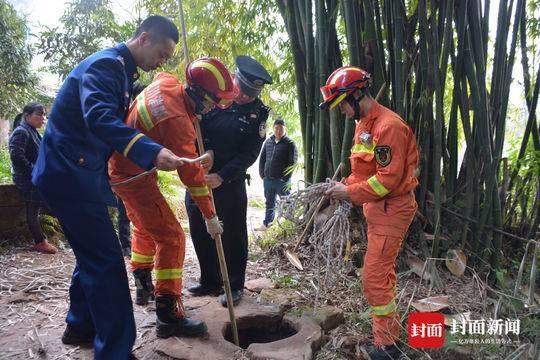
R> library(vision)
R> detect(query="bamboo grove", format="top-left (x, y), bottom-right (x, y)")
top-left (276, 0), bottom-right (539, 272)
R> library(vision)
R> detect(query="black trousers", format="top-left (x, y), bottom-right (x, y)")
top-left (16, 184), bottom-right (48, 244)
top-left (116, 196), bottom-right (131, 249)
top-left (185, 179), bottom-right (248, 291)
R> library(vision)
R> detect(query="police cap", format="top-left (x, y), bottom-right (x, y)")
top-left (235, 55), bottom-right (273, 98)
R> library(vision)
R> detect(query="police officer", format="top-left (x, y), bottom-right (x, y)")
top-left (185, 56), bottom-right (272, 307)
top-left (32, 16), bottom-right (184, 359)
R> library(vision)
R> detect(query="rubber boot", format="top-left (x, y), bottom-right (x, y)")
top-left (133, 269), bottom-right (154, 305)
top-left (155, 295), bottom-right (208, 338)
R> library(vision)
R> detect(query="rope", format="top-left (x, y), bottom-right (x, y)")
top-left (276, 181), bottom-right (356, 302)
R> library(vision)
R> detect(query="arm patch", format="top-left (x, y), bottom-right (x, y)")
top-left (375, 145), bottom-right (392, 167)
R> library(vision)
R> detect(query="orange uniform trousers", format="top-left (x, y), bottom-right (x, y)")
top-left (362, 191), bottom-right (417, 346)
top-left (113, 174), bottom-right (185, 298)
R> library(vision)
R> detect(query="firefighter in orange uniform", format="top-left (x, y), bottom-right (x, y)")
top-left (109, 57), bottom-right (237, 339)
top-left (321, 66), bottom-right (419, 360)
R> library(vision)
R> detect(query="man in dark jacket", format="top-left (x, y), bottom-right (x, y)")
top-left (257, 118), bottom-right (297, 230)
top-left (9, 103), bottom-right (57, 254)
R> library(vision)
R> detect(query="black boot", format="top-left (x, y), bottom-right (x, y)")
top-left (187, 283), bottom-right (222, 297)
top-left (61, 324), bottom-right (95, 346)
top-left (133, 269), bottom-right (154, 305)
top-left (219, 289), bottom-right (243, 307)
top-left (155, 295), bottom-right (208, 338)
top-left (365, 343), bottom-right (402, 360)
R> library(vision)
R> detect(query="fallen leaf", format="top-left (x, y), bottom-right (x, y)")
top-left (406, 255), bottom-right (431, 280)
top-left (446, 249), bottom-right (467, 277)
top-left (411, 295), bottom-right (450, 312)
top-left (444, 311), bottom-right (471, 326)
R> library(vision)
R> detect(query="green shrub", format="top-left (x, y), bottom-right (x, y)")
top-left (157, 171), bottom-right (186, 220)
top-left (0, 145), bottom-right (12, 184)
top-left (257, 219), bottom-right (297, 249)
top-left (248, 197), bottom-right (265, 208)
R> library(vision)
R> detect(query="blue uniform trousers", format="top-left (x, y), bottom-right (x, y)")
top-left (43, 197), bottom-right (136, 359)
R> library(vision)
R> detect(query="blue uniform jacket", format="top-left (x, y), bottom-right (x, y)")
top-left (32, 43), bottom-right (162, 205)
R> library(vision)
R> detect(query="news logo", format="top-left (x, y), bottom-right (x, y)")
top-left (408, 312), bottom-right (521, 348)
top-left (408, 312), bottom-right (445, 348)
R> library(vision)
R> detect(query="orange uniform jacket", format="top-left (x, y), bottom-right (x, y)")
top-left (345, 101), bottom-right (419, 235)
top-left (109, 72), bottom-right (215, 219)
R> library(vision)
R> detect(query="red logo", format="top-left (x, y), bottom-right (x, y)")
top-left (408, 312), bottom-right (445, 348)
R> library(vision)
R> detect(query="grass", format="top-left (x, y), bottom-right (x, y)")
top-left (248, 197), bottom-right (265, 209)
top-left (270, 273), bottom-right (301, 289)
top-left (0, 145), bottom-right (12, 184)
top-left (256, 219), bottom-right (297, 250)
top-left (157, 171), bottom-right (187, 220)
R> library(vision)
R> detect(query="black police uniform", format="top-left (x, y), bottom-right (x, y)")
top-left (185, 56), bottom-right (271, 292)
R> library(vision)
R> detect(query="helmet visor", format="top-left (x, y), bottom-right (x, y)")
top-left (320, 84), bottom-right (336, 102)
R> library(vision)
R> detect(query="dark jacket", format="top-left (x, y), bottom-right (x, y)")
top-left (259, 135), bottom-right (298, 182)
top-left (31, 43), bottom-right (163, 205)
top-left (202, 98), bottom-right (270, 183)
top-left (9, 121), bottom-right (42, 191)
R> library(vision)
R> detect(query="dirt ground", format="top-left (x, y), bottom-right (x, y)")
top-left (0, 199), bottom-right (267, 360)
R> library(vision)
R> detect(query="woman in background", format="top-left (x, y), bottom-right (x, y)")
top-left (9, 103), bottom-right (57, 254)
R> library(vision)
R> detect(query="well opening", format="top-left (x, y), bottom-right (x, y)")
top-left (223, 316), bottom-right (298, 349)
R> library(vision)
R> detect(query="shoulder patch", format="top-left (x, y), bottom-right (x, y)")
top-left (259, 121), bottom-right (267, 138)
top-left (375, 145), bottom-right (392, 167)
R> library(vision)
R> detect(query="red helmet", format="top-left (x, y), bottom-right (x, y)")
top-left (319, 66), bottom-right (371, 110)
top-left (185, 57), bottom-right (238, 109)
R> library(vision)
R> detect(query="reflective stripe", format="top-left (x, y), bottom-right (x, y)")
top-left (123, 133), bottom-right (145, 157)
top-left (154, 268), bottom-right (183, 280)
top-left (351, 143), bottom-right (375, 154)
top-left (131, 251), bottom-right (154, 264)
top-left (136, 93), bottom-right (154, 130)
top-left (330, 93), bottom-right (347, 110)
top-left (367, 175), bottom-right (390, 197)
top-left (329, 67), bottom-right (364, 85)
top-left (371, 299), bottom-right (397, 316)
top-left (188, 185), bottom-right (210, 197)
top-left (191, 60), bottom-right (225, 90)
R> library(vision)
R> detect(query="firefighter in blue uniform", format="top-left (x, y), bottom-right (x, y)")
top-left (186, 56), bottom-right (272, 307)
top-left (32, 16), bottom-right (184, 359)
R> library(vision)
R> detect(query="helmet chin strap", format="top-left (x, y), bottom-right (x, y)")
top-left (185, 86), bottom-right (209, 115)
top-left (346, 88), bottom-right (369, 119)
top-left (345, 92), bottom-right (363, 119)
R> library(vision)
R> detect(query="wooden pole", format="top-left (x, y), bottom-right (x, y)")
top-left (177, 0), bottom-right (239, 347)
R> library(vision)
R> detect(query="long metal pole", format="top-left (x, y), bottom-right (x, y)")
top-left (177, 0), bottom-right (240, 347)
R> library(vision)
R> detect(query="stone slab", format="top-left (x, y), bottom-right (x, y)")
top-left (155, 296), bottom-right (280, 359)
top-left (308, 305), bottom-right (345, 331)
top-left (155, 296), bottom-right (324, 360)
top-left (246, 315), bottom-right (323, 360)
top-left (245, 277), bottom-right (275, 293)
top-left (258, 288), bottom-right (302, 313)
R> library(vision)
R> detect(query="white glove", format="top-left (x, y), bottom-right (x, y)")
top-left (205, 216), bottom-right (223, 239)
